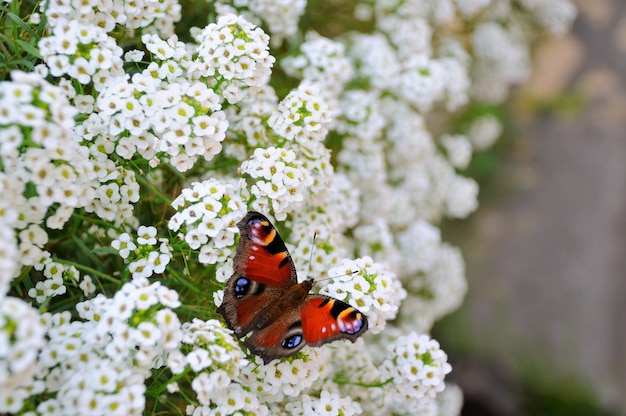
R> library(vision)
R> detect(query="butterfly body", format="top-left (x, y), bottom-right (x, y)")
top-left (218, 211), bottom-right (368, 364)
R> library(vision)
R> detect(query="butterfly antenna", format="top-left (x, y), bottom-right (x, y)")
top-left (306, 232), bottom-right (317, 280)
top-left (316, 270), bottom-right (358, 283)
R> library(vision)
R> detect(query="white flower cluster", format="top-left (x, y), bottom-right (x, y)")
top-left (181, 319), bottom-right (246, 375)
top-left (362, 2), bottom-right (471, 113)
top-left (215, 0), bottom-right (306, 46)
top-left (73, 15), bottom-right (274, 175)
top-left (0, 298), bottom-right (45, 413)
top-left (0, 72), bottom-right (96, 274)
top-left (82, 163), bottom-right (141, 223)
top-left (321, 339), bottom-right (383, 413)
top-left (281, 32), bottom-right (353, 101)
top-left (168, 178), bottom-right (247, 266)
top-left (281, 390), bottom-right (364, 416)
top-left (239, 348), bottom-right (331, 401)
top-left (398, 243), bottom-right (468, 333)
top-left (336, 90), bottom-right (386, 142)
top-left (112, 226), bottom-right (173, 279)
top-left (28, 258), bottom-right (96, 304)
top-left (223, 86), bottom-right (279, 153)
top-left (38, 20), bottom-right (124, 85)
top-left (380, 332), bottom-right (452, 413)
top-left (441, 134), bottom-right (473, 170)
top-left (84, 36), bottom-right (229, 171)
top-left (181, 319), bottom-right (268, 415)
top-left (0, 211), bottom-right (17, 295)
top-left (519, 0), bottom-right (578, 35)
top-left (187, 381), bottom-right (269, 416)
top-left (346, 32), bottom-right (401, 91)
top-left (268, 82), bottom-right (333, 156)
top-left (193, 14), bottom-right (275, 103)
top-left (403, 55), bottom-right (468, 114)
top-left (2, 279), bottom-right (182, 415)
top-left (42, 0), bottom-right (181, 35)
top-left (279, 34), bottom-right (353, 140)
top-left (468, 114), bottom-right (503, 150)
top-left (240, 147), bottom-right (313, 220)
top-left (269, 82), bottom-right (337, 203)
top-left (285, 182), bottom-right (360, 279)
top-left (471, 21), bottom-right (532, 103)
top-left (244, 323), bottom-right (454, 415)
top-left (320, 257), bottom-right (406, 334)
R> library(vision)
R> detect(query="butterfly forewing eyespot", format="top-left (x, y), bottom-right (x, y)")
top-left (338, 309), bottom-right (364, 334)
top-left (247, 218), bottom-right (276, 245)
top-left (233, 276), bottom-right (265, 299)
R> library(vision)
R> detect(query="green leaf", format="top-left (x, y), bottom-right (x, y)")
top-left (16, 39), bottom-right (42, 59)
top-left (6, 11), bottom-right (38, 37)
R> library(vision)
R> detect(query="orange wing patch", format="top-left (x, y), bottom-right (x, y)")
top-left (300, 296), bottom-right (368, 346)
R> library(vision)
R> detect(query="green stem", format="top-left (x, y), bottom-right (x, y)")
top-left (55, 258), bottom-right (119, 284)
top-left (332, 377), bottom-right (394, 388)
top-left (148, 367), bottom-right (190, 397)
top-left (135, 169), bottom-right (174, 205)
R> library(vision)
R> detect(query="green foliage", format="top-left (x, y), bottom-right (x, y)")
top-left (0, 0), bottom-right (45, 79)
top-left (520, 377), bottom-right (618, 416)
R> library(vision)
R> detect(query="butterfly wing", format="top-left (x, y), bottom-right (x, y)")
top-left (300, 294), bottom-right (368, 347)
top-left (244, 293), bottom-right (369, 364)
top-left (243, 306), bottom-right (307, 364)
top-left (218, 211), bottom-right (298, 337)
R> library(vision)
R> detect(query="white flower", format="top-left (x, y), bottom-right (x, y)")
top-left (167, 350), bottom-right (186, 374)
top-left (137, 225), bottom-right (158, 245)
top-left (94, 365), bottom-right (119, 393)
top-left (187, 348), bottom-right (212, 372)
top-left (149, 250), bottom-right (171, 274)
top-left (124, 49), bottom-right (145, 62)
top-left (191, 372), bottom-right (213, 406)
top-left (155, 285), bottom-right (181, 309)
top-left (112, 233), bottom-right (137, 259)
top-left (133, 322), bottom-right (162, 347)
top-left (132, 285), bottom-right (159, 310)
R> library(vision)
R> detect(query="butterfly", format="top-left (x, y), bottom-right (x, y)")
top-left (217, 211), bottom-right (368, 364)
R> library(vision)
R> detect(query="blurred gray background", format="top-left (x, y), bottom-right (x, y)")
top-left (437, 0), bottom-right (626, 414)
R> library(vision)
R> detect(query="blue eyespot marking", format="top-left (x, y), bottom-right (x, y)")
top-left (234, 277), bottom-right (250, 299)
top-left (281, 334), bottom-right (303, 349)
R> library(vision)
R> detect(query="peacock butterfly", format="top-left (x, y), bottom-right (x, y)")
top-left (217, 211), bottom-right (368, 364)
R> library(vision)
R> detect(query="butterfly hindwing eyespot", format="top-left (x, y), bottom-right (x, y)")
top-left (281, 321), bottom-right (304, 350)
